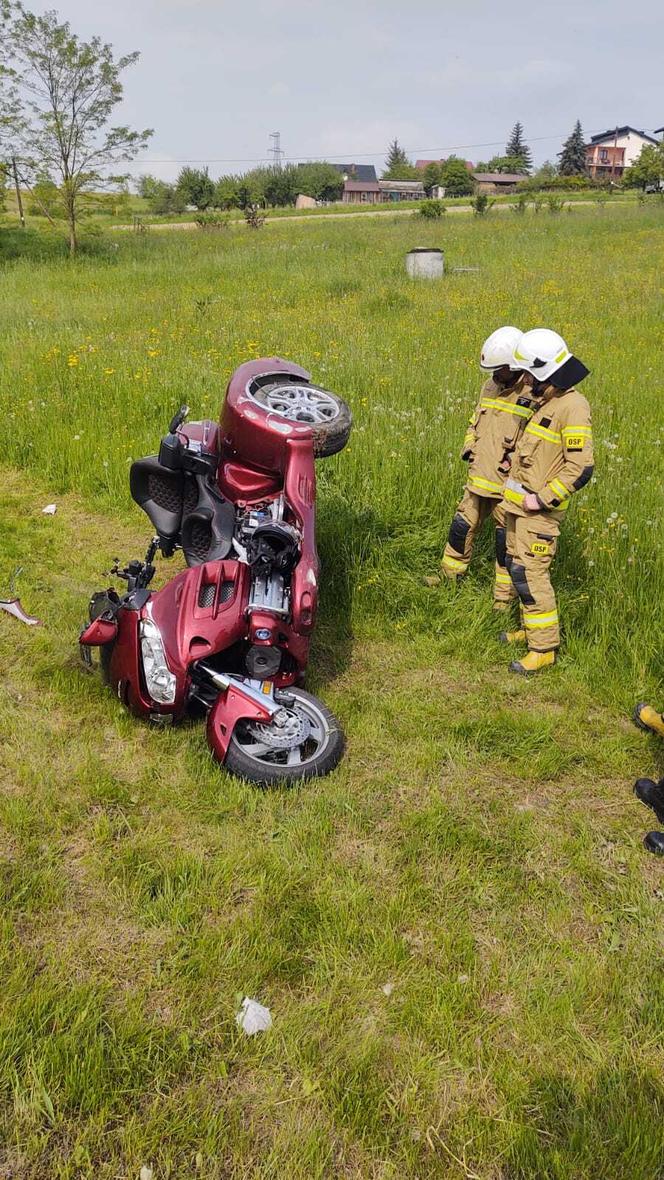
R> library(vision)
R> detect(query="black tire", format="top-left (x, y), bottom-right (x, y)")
top-left (219, 687), bottom-right (345, 787)
top-left (310, 391), bottom-right (352, 459)
top-left (252, 379), bottom-right (352, 459)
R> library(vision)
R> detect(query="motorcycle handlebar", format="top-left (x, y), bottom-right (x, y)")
top-left (168, 404), bottom-right (189, 433)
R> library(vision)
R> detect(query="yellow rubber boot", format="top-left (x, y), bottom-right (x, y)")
top-left (634, 703), bottom-right (664, 739)
top-left (510, 650), bottom-right (557, 676)
top-left (499, 628), bottom-right (526, 645)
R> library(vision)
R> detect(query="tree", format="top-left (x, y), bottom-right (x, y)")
top-left (146, 180), bottom-right (184, 215)
top-left (0, 3), bottom-right (152, 253)
top-left (175, 167), bottom-right (215, 210)
top-left (505, 122), bottom-right (532, 173)
top-left (558, 120), bottom-right (587, 176)
top-left (296, 161), bottom-right (343, 203)
top-left (262, 163), bottom-right (299, 207)
top-left (383, 138), bottom-right (418, 180)
top-left (535, 160), bottom-right (558, 184)
top-left (440, 155), bottom-right (474, 196)
top-left (214, 175), bottom-right (241, 209)
top-left (26, 170), bottom-right (60, 217)
top-left (421, 160), bottom-right (444, 195)
top-left (624, 143), bottom-right (664, 190)
top-left (483, 154), bottom-right (525, 175)
top-left (136, 173), bottom-right (161, 201)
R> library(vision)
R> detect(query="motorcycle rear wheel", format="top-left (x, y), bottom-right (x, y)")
top-left (250, 380), bottom-right (352, 458)
top-left (220, 688), bottom-right (345, 786)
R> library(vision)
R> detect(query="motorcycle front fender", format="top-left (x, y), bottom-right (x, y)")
top-left (79, 617), bottom-right (118, 646)
top-left (206, 684), bottom-right (275, 762)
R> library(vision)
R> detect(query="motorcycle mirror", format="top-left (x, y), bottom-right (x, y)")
top-left (169, 404), bottom-right (189, 433)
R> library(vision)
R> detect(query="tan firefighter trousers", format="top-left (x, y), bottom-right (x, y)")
top-left (442, 489), bottom-right (515, 603)
top-left (505, 513), bottom-right (560, 651)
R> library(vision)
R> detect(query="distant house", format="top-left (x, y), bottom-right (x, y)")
top-left (378, 179), bottom-right (426, 202)
top-left (331, 163), bottom-right (381, 204)
top-left (585, 127), bottom-right (659, 179)
top-left (472, 172), bottom-right (524, 194)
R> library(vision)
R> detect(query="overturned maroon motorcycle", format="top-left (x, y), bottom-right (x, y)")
top-left (80, 358), bottom-right (352, 785)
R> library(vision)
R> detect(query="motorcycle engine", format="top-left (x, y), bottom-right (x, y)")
top-left (235, 497), bottom-right (301, 619)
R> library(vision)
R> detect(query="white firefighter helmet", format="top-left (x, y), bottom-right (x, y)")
top-left (480, 326), bottom-right (523, 371)
top-left (512, 328), bottom-right (589, 388)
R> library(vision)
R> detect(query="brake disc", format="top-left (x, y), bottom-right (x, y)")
top-left (250, 707), bottom-right (311, 750)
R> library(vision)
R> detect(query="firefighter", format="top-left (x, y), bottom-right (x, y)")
top-left (441, 326), bottom-right (537, 608)
top-left (634, 702), bottom-right (664, 739)
top-left (500, 328), bottom-right (593, 674)
top-left (633, 704), bottom-right (664, 855)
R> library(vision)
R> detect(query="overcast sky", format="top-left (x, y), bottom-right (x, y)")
top-left (38, 0), bottom-right (664, 179)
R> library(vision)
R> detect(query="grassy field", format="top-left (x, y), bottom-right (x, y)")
top-left (1, 204), bottom-right (664, 1178)
top-left (1, 186), bottom-right (641, 231)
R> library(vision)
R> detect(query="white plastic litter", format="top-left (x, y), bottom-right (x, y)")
top-left (139, 1168), bottom-right (153, 1180)
top-left (381, 982), bottom-right (395, 997)
top-left (42, 503), bottom-right (57, 515)
top-left (236, 997), bottom-right (272, 1036)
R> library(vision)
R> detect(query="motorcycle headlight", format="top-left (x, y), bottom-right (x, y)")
top-left (139, 618), bottom-right (176, 705)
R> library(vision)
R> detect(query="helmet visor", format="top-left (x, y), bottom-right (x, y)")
top-left (548, 356), bottom-right (590, 389)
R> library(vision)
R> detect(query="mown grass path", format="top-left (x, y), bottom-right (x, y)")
top-left (1, 204), bottom-right (663, 1177)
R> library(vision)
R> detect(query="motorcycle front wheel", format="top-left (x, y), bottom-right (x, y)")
top-left (220, 688), bottom-right (345, 787)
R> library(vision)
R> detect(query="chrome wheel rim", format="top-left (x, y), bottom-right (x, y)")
top-left (231, 693), bottom-right (332, 769)
top-left (251, 383), bottom-right (340, 425)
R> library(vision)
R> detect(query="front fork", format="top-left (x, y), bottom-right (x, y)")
top-left (198, 663), bottom-right (289, 761)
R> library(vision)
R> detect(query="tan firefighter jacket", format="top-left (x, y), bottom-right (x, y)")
top-left (502, 387), bottom-right (594, 528)
top-left (462, 374), bottom-right (537, 500)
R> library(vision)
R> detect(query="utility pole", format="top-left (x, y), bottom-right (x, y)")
top-left (269, 131), bottom-right (284, 170)
top-left (11, 156), bottom-right (25, 228)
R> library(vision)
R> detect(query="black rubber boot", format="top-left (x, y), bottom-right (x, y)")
top-left (634, 778), bottom-right (664, 825)
top-left (644, 831), bottom-right (664, 856)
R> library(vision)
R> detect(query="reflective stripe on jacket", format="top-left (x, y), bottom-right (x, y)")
top-left (463, 374), bottom-right (536, 500)
top-left (501, 387), bottom-right (594, 520)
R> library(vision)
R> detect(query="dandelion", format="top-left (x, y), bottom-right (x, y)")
top-left (104, 368), bottom-right (115, 375)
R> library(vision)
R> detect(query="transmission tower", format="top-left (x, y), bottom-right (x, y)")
top-left (269, 131), bottom-right (284, 170)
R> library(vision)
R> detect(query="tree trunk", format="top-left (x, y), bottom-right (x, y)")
top-left (67, 200), bottom-right (77, 256)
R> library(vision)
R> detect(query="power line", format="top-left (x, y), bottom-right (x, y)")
top-left (130, 127), bottom-right (617, 167)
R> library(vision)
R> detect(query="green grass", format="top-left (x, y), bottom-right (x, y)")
top-left (1, 204), bottom-right (664, 1177)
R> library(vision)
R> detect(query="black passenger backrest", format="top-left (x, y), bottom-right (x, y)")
top-left (129, 456), bottom-right (184, 540)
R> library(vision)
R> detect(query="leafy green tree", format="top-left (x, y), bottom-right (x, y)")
top-left (421, 161), bottom-right (444, 195)
top-left (623, 143), bottom-right (664, 190)
top-left (26, 171), bottom-right (60, 218)
top-left (142, 180), bottom-right (184, 215)
top-left (558, 120), bottom-right (587, 176)
top-left (383, 138), bottom-right (418, 180)
top-left (505, 122), bottom-right (532, 173)
top-left (136, 174), bottom-right (161, 201)
top-left (485, 154), bottom-right (526, 174)
top-left (0, 2), bottom-right (152, 253)
top-left (214, 175), bottom-right (241, 209)
top-left (296, 161), bottom-right (343, 202)
top-left (175, 167), bottom-right (215, 210)
top-left (441, 156), bottom-right (474, 196)
top-left (262, 163), bottom-right (299, 207)
top-left (535, 160), bottom-right (559, 184)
